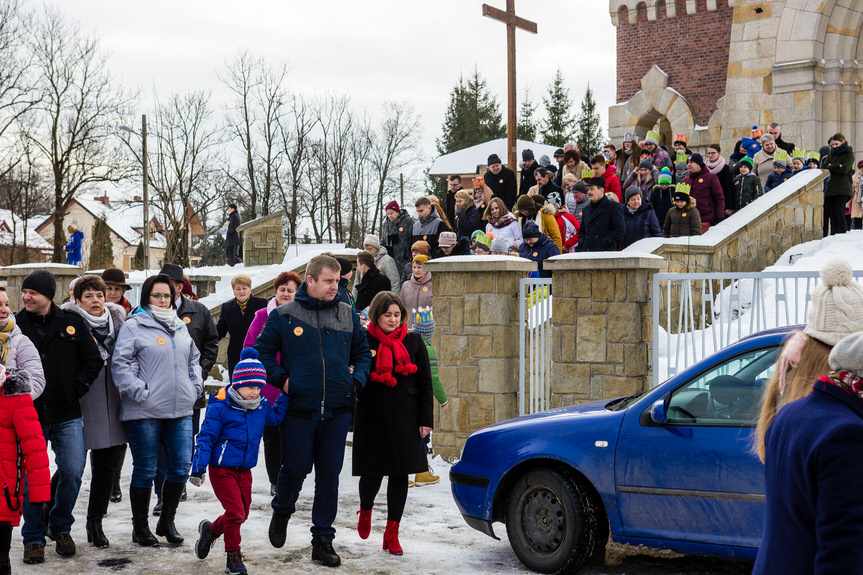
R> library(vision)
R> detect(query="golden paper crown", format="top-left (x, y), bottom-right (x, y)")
top-left (646, 130), bottom-right (660, 142)
top-left (675, 152), bottom-right (688, 164)
top-left (792, 149), bottom-right (806, 159)
top-left (676, 183), bottom-right (691, 195)
top-left (673, 133), bottom-right (688, 144)
top-left (472, 177), bottom-right (484, 189)
top-left (581, 168), bottom-right (595, 179)
top-left (624, 132), bottom-right (636, 142)
top-left (773, 149), bottom-right (788, 163)
top-left (806, 151), bottom-right (820, 161)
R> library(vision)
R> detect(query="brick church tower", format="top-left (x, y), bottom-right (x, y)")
top-left (608, 0), bottom-right (863, 158)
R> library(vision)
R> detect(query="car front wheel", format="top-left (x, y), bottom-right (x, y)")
top-left (505, 469), bottom-right (596, 574)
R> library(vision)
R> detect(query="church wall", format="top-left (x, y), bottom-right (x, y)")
top-left (616, 0), bottom-right (734, 125)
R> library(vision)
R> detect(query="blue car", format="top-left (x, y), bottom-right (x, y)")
top-left (451, 327), bottom-right (792, 574)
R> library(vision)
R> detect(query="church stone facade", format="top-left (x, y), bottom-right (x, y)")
top-left (608, 0), bottom-right (863, 156)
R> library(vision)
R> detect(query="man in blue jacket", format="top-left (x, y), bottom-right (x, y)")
top-left (255, 254), bottom-right (371, 568)
top-left (518, 221), bottom-right (560, 278)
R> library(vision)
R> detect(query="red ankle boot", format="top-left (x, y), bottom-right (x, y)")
top-left (382, 520), bottom-right (403, 555)
top-left (357, 507), bottom-right (372, 540)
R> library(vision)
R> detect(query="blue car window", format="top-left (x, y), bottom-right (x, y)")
top-left (666, 346), bottom-right (780, 426)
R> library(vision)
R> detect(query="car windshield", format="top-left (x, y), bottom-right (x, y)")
top-left (606, 392), bottom-right (645, 411)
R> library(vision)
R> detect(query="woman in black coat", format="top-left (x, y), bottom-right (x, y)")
top-left (216, 275), bottom-right (267, 375)
top-left (353, 292), bottom-right (433, 556)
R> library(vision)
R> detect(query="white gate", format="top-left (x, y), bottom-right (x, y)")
top-left (519, 278), bottom-right (553, 416)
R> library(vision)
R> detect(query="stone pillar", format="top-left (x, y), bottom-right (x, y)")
top-left (545, 254), bottom-right (666, 406)
top-left (187, 275), bottom-right (219, 299)
top-left (423, 257), bottom-right (536, 460)
top-left (2, 264), bottom-right (83, 311)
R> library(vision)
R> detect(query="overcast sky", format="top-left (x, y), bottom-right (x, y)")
top-left (44, 0), bottom-right (617, 165)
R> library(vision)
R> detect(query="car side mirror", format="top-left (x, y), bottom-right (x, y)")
top-left (650, 398), bottom-right (668, 425)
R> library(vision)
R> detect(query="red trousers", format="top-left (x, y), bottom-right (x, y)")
top-left (209, 466), bottom-right (252, 552)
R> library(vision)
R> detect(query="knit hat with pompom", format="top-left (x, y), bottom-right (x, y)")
top-left (804, 259), bottom-right (863, 346)
top-left (232, 348), bottom-right (268, 389)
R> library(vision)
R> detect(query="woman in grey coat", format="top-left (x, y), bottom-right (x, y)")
top-left (62, 275), bottom-right (127, 548)
top-left (0, 286), bottom-right (45, 399)
top-left (112, 274), bottom-right (202, 547)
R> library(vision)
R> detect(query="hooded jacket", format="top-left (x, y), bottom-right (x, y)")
top-left (191, 386), bottom-right (288, 474)
top-left (621, 201), bottom-right (662, 249)
top-left (354, 266), bottom-right (392, 311)
top-left (111, 307), bottom-right (203, 421)
top-left (254, 283), bottom-right (371, 418)
top-left (0, 370), bottom-right (50, 525)
top-left (64, 230), bottom-right (84, 263)
top-left (601, 164), bottom-right (623, 203)
top-left (651, 184), bottom-right (675, 227)
top-left (371, 245), bottom-right (401, 296)
top-left (577, 195), bottom-right (625, 252)
top-left (663, 196), bottom-right (702, 238)
top-left (518, 229), bottom-right (560, 278)
top-left (518, 203), bottom-right (564, 253)
top-left (765, 167), bottom-right (793, 192)
top-left (382, 209), bottom-right (415, 282)
top-left (732, 172), bottom-right (764, 211)
top-left (0, 321), bottom-right (45, 399)
top-left (400, 272), bottom-right (433, 329)
top-left (455, 203), bottom-right (482, 241)
top-left (412, 210), bottom-right (446, 253)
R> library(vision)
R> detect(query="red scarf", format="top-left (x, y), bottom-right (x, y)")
top-left (368, 323), bottom-right (417, 387)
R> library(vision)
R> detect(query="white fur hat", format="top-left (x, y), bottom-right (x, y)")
top-left (804, 259), bottom-right (863, 347)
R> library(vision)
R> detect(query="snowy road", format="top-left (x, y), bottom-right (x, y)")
top-left (24, 445), bottom-right (752, 575)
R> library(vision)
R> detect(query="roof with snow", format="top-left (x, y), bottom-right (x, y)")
top-left (0, 209), bottom-right (52, 250)
top-left (428, 138), bottom-right (564, 177)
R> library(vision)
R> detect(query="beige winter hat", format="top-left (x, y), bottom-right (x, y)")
top-left (804, 259), bottom-right (863, 347)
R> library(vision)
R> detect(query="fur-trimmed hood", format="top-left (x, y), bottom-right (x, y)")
top-left (541, 203), bottom-right (557, 216)
top-left (2, 368), bottom-right (31, 396)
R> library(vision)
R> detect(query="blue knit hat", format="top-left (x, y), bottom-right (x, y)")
top-left (412, 307), bottom-right (435, 340)
top-left (232, 348), bottom-right (267, 389)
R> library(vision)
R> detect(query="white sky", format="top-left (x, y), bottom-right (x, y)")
top-left (44, 0), bottom-right (617, 165)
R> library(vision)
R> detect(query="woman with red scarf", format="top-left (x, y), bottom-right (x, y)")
top-left (353, 291), bottom-right (433, 556)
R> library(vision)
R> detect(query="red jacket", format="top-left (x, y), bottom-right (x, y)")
top-left (603, 164), bottom-right (623, 202)
top-left (0, 370), bottom-right (50, 525)
top-left (554, 209), bottom-right (581, 253)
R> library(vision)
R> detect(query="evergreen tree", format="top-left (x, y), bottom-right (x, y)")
top-left (197, 234), bottom-right (226, 267)
top-left (517, 87), bottom-right (538, 142)
top-left (88, 216), bottom-right (114, 269)
top-left (131, 241), bottom-right (145, 270)
top-left (435, 67), bottom-right (505, 156)
top-left (576, 83), bottom-right (605, 159)
top-left (541, 69), bottom-right (576, 146)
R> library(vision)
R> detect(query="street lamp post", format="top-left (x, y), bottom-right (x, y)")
top-left (120, 114), bottom-right (150, 270)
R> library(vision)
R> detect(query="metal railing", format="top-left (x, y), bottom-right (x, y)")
top-left (652, 270), bottom-right (863, 387)
top-left (519, 278), bottom-right (553, 416)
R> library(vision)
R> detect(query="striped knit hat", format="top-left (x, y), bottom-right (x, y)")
top-left (232, 348), bottom-right (268, 389)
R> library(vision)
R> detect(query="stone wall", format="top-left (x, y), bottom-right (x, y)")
top-left (2, 264), bottom-right (81, 310)
top-left (238, 211), bottom-right (286, 267)
top-left (423, 257), bottom-right (536, 460)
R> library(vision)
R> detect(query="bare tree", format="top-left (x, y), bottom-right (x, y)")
top-left (0, 0), bottom-right (38, 179)
top-left (26, 7), bottom-right (134, 262)
top-left (221, 51), bottom-right (288, 219)
top-left (122, 91), bottom-right (222, 266)
top-left (0, 134), bottom-right (51, 265)
top-left (277, 93), bottom-right (313, 244)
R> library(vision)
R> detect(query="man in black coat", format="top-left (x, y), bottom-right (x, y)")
top-left (767, 122), bottom-right (796, 155)
top-left (225, 203), bottom-right (241, 266)
top-left (354, 251), bottom-right (391, 310)
top-left (578, 177), bottom-right (625, 252)
top-left (483, 153), bottom-right (518, 212)
top-left (519, 149), bottom-right (539, 194)
top-left (445, 175), bottom-right (462, 226)
top-left (18, 270), bottom-right (102, 562)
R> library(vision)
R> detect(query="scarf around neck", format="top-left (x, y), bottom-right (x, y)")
top-left (0, 317), bottom-right (14, 365)
top-left (488, 213), bottom-right (516, 229)
top-left (368, 323), bottom-right (417, 387)
top-left (148, 305), bottom-right (181, 331)
top-left (227, 384), bottom-right (263, 410)
top-left (705, 155), bottom-right (727, 175)
top-left (70, 303), bottom-right (114, 359)
top-left (817, 370), bottom-right (863, 400)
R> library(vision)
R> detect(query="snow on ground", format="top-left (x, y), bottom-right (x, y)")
top-left (25, 444), bottom-right (528, 575)
top-left (655, 231), bottom-right (863, 383)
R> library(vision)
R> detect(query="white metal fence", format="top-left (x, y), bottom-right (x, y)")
top-left (518, 278), bottom-right (553, 416)
top-left (652, 270), bottom-right (863, 387)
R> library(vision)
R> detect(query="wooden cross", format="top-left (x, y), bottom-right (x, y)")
top-left (482, 1), bottom-right (537, 172)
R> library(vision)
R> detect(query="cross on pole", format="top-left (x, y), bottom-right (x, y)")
top-left (482, 1), bottom-right (537, 172)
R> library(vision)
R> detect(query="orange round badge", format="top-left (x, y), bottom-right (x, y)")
top-left (533, 251), bottom-right (538, 257)
top-left (399, 227), bottom-right (403, 232)
top-left (422, 286), bottom-right (429, 292)
top-left (183, 316), bottom-right (191, 324)
top-left (370, 349), bottom-right (376, 357)
top-left (698, 178), bottom-right (704, 183)
top-left (65, 326), bottom-right (76, 335)
top-left (499, 179), bottom-right (504, 184)
top-left (293, 327), bottom-right (304, 336)
top-left (423, 235), bottom-right (428, 240)
top-left (156, 337), bottom-right (166, 346)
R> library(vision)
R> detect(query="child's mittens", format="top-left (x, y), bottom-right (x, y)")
top-left (189, 473), bottom-right (205, 487)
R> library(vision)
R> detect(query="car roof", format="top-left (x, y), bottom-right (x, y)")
top-left (739, 324), bottom-right (803, 342)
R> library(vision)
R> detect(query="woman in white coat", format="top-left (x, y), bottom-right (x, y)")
top-left (484, 197), bottom-right (523, 252)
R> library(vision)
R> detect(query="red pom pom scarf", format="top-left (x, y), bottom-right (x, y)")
top-left (367, 323), bottom-right (417, 387)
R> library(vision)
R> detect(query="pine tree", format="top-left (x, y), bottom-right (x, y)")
top-left (517, 87), bottom-right (538, 142)
top-left (131, 241), bottom-right (145, 270)
top-left (88, 215), bottom-right (114, 269)
top-left (197, 234), bottom-right (226, 266)
top-left (576, 83), bottom-right (605, 159)
top-left (541, 69), bottom-right (576, 146)
top-left (435, 67), bottom-right (505, 156)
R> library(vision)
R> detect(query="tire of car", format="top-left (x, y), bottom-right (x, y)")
top-left (505, 469), bottom-right (597, 574)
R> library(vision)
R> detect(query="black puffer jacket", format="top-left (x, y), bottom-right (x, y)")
top-left (382, 209), bottom-right (415, 282)
top-left (824, 142), bottom-right (855, 197)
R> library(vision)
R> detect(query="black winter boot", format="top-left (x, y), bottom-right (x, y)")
top-left (129, 486), bottom-right (158, 547)
top-left (86, 515), bottom-right (109, 548)
top-left (312, 535), bottom-right (341, 567)
top-left (155, 480), bottom-right (185, 544)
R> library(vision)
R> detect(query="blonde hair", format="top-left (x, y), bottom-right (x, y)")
top-left (754, 337), bottom-right (831, 462)
top-left (562, 174), bottom-right (577, 187)
top-left (483, 197), bottom-right (509, 220)
top-left (454, 190), bottom-right (474, 208)
top-left (230, 275), bottom-right (252, 288)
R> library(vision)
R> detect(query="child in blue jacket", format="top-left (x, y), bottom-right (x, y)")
top-left (190, 348), bottom-right (288, 575)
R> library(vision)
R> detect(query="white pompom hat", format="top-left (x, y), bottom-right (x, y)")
top-left (804, 259), bottom-right (863, 346)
